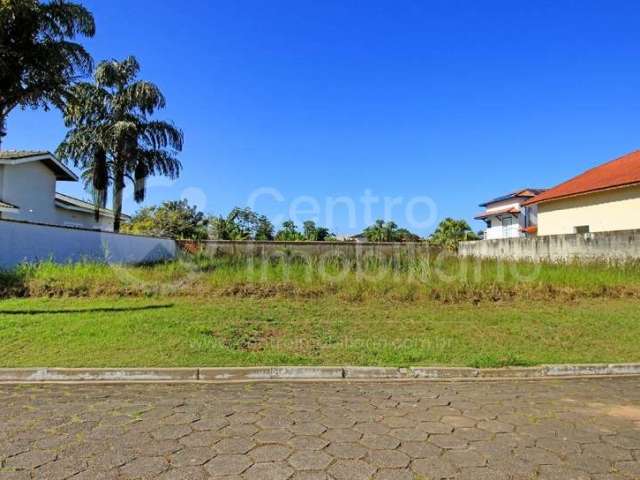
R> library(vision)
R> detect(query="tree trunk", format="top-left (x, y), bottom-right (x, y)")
top-left (112, 162), bottom-right (125, 233)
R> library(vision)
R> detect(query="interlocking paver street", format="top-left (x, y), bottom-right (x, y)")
top-left (0, 378), bottom-right (639, 479)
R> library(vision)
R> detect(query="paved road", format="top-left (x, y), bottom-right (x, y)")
top-left (0, 378), bottom-right (639, 479)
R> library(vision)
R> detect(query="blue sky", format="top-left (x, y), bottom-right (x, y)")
top-left (5, 0), bottom-right (640, 235)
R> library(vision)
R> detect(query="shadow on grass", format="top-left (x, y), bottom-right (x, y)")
top-left (0, 304), bottom-right (174, 315)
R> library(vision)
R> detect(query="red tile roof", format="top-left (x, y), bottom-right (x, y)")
top-left (524, 150), bottom-right (640, 205)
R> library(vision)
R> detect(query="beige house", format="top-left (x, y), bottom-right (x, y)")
top-left (525, 150), bottom-right (640, 236)
top-left (0, 150), bottom-right (127, 231)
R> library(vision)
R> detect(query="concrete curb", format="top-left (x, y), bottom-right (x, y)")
top-left (0, 364), bottom-right (639, 383)
top-left (0, 368), bottom-right (199, 382)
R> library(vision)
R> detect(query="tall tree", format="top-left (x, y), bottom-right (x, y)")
top-left (363, 219), bottom-right (387, 242)
top-left (276, 220), bottom-right (303, 241)
top-left (362, 219), bottom-right (421, 242)
top-left (0, 0), bottom-right (95, 148)
top-left (209, 207), bottom-right (274, 240)
top-left (428, 217), bottom-right (479, 250)
top-left (122, 199), bottom-right (208, 240)
top-left (363, 219), bottom-right (399, 242)
top-left (57, 56), bottom-right (183, 232)
top-left (303, 220), bottom-right (331, 241)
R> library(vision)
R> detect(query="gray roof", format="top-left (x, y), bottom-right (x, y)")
top-left (0, 150), bottom-right (78, 181)
top-left (0, 199), bottom-right (19, 210)
top-left (479, 188), bottom-right (548, 207)
top-left (55, 193), bottom-right (131, 220)
top-left (0, 150), bottom-right (50, 160)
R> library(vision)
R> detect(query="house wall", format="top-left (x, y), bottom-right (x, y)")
top-left (537, 184), bottom-right (640, 235)
top-left (0, 162), bottom-right (114, 231)
top-left (0, 219), bottom-right (176, 268)
top-left (484, 222), bottom-right (521, 240)
top-left (1, 161), bottom-right (59, 224)
top-left (53, 207), bottom-right (115, 231)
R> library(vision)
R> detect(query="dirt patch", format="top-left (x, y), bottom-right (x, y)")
top-left (219, 282), bottom-right (326, 299)
top-left (211, 318), bottom-right (282, 352)
top-left (607, 405), bottom-right (640, 424)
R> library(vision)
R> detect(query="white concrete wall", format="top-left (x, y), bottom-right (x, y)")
top-left (459, 228), bottom-right (640, 261)
top-left (0, 219), bottom-right (176, 268)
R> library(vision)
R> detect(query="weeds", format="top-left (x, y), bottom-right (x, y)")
top-left (1, 254), bottom-right (640, 304)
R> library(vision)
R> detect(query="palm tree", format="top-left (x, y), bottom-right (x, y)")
top-left (57, 56), bottom-right (183, 231)
top-left (0, 0), bottom-right (95, 148)
top-left (209, 209), bottom-right (251, 240)
top-left (276, 220), bottom-right (303, 241)
top-left (363, 219), bottom-right (386, 242)
top-left (208, 207), bottom-right (275, 241)
top-left (364, 219), bottom-right (401, 242)
top-left (428, 218), bottom-right (479, 250)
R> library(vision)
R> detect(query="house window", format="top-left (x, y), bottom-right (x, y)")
top-left (502, 216), bottom-right (514, 227)
top-left (574, 225), bottom-right (590, 234)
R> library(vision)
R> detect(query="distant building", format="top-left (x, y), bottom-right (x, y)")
top-left (0, 150), bottom-right (128, 231)
top-left (333, 234), bottom-right (367, 242)
top-left (524, 150), bottom-right (640, 236)
top-left (475, 188), bottom-right (546, 239)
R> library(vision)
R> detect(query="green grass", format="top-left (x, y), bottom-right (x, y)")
top-left (2, 256), bottom-right (639, 367)
top-left (1, 296), bottom-right (639, 367)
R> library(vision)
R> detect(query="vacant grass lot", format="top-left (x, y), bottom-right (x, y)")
top-left (1, 296), bottom-right (639, 368)
top-left (1, 256), bottom-right (639, 367)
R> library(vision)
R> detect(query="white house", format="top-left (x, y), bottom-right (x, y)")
top-left (0, 150), bottom-right (128, 231)
top-left (475, 188), bottom-right (546, 239)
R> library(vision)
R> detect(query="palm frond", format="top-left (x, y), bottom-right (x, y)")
top-left (140, 120), bottom-right (183, 151)
top-left (121, 81), bottom-right (166, 114)
top-left (39, 0), bottom-right (96, 38)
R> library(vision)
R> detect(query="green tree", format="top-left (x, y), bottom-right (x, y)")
top-left (428, 217), bottom-right (479, 250)
top-left (276, 220), bottom-right (303, 241)
top-left (209, 207), bottom-right (274, 240)
top-left (364, 219), bottom-right (398, 242)
top-left (0, 0), bottom-right (95, 148)
top-left (303, 220), bottom-right (331, 241)
top-left (362, 219), bottom-right (421, 242)
top-left (363, 219), bottom-right (387, 242)
top-left (57, 56), bottom-right (183, 232)
top-left (122, 199), bottom-right (207, 240)
top-left (395, 228), bottom-right (422, 242)
top-left (254, 214), bottom-right (275, 240)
